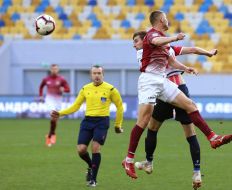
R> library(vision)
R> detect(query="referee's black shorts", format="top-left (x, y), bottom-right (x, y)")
top-left (152, 84), bottom-right (192, 125)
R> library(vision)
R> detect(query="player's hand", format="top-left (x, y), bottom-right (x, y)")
top-left (39, 96), bottom-right (44, 103)
top-left (185, 67), bottom-right (198, 75)
top-left (208, 49), bottom-right (217, 57)
top-left (176, 33), bottom-right (185, 41)
top-left (115, 127), bottom-right (124, 134)
top-left (50, 110), bottom-right (60, 121)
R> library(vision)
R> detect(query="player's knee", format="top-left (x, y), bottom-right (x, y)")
top-left (77, 145), bottom-right (87, 155)
top-left (92, 141), bottom-right (101, 153)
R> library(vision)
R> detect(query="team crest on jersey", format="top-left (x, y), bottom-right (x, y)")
top-left (101, 97), bottom-right (107, 102)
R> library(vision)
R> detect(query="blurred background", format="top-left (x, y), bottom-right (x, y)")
top-left (0, 0), bottom-right (232, 119)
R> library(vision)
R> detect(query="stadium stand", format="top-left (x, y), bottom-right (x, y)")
top-left (0, 0), bottom-right (232, 72)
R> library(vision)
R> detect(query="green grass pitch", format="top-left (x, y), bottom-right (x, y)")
top-left (0, 119), bottom-right (232, 190)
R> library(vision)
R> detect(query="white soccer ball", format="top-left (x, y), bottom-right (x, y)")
top-left (35, 14), bottom-right (56, 36)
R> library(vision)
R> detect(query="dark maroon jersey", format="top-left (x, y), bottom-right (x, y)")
top-left (39, 75), bottom-right (70, 97)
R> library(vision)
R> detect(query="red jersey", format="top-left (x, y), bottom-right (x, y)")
top-left (39, 75), bottom-right (70, 98)
top-left (141, 28), bottom-right (170, 74)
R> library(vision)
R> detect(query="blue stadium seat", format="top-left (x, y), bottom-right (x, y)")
top-left (59, 13), bottom-right (68, 20)
top-left (121, 19), bottom-right (131, 29)
top-left (145, 0), bottom-right (155, 6)
top-left (40, 0), bottom-right (50, 6)
top-left (219, 5), bottom-right (228, 14)
top-left (0, 20), bottom-right (5, 27)
top-left (164, 0), bottom-right (173, 5)
top-left (199, 3), bottom-right (210, 12)
top-left (11, 13), bottom-right (21, 22)
top-left (73, 34), bottom-right (81, 40)
top-left (0, 7), bottom-right (8, 14)
top-left (88, 13), bottom-right (98, 22)
top-left (135, 13), bottom-right (145, 20)
top-left (92, 20), bottom-right (102, 28)
top-left (35, 5), bottom-right (47, 13)
top-left (175, 12), bottom-right (184, 21)
top-left (2, 0), bottom-right (12, 6)
top-left (160, 5), bottom-right (171, 13)
top-left (197, 56), bottom-right (207, 63)
top-left (127, 0), bottom-right (136, 6)
top-left (0, 34), bottom-right (4, 41)
top-left (224, 13), bottom-right (232, 20)
top-left (55, 6), bottom-right (64, 15)
top-left (63, 20), bottom-right (72, 28)
top-left (88, 0), bottom-right (97, 6)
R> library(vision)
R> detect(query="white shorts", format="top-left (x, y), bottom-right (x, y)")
top-left (138, 72), bottom-right (180, 105)
top-left (45, 96), bottom-right (62, 111)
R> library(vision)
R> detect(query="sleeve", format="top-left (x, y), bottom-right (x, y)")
top-left (58, 88), bottom-right (85, 116)
top-left (147, 32), bottom-right (161, 44)
top-left (171, 46), bottom-right (183, 56)
top-left (110, 87), bottom-right (124, 128)
top-left (39, 78), bottom-right (46, 97)
top-left (62, 79), bottom-right (70, 93)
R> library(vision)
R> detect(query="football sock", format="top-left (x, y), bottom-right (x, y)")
top-left (48, 120), bottom-right (57, 138)
top-left (145, 129), bottom-right (158, 162)
top-left (79, 152), bottom-right (92, 168)
top-left (92, 153), bottom-right (101, 181)
top-left (127, 125), bottom-right (144, 159)
top-left (188, 110), bottom-right (214, 139)
top-left (187, 135), bottom-right (200, 171)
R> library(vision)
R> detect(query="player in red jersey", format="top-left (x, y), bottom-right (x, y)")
top-left (133, 31), bottom-right (218, 189)
top-left (122, 10), bottom-right (232, 180)
top-left (39, 64), bottom-right (70, 147)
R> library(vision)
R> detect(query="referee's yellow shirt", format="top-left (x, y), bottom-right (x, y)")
top-left (59, 82), bottom-right (124, 127)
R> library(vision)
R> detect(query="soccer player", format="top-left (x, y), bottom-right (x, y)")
top-left (133, 31), bottom-right (217, 189)
top-left (39, 64), bottom-right (70, 147)
top-left (122, 10), bottom-right (232, 180)
top-left (50, 65), bottom-right (124, 187)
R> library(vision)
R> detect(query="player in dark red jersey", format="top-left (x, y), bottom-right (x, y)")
top-left (122, 10), bottom-right (232, 180)
top-left (39, 64), bottom-right (70, 147)
top-left (133, 31), bottom-right (218, 189)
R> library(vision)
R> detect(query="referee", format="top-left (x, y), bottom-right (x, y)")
top-left (51, 65), bottom-right (124, 187)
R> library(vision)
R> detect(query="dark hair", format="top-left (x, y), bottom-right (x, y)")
top-left (133, 31), bottom-right (147, 40)
top-left (50, 64), bottom-right (58, 67)
top-left (149, 10), bottom-right (164, 26)
top-left (91, 65), bottom-right (104, 73)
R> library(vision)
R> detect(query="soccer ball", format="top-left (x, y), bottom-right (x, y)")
top-left (35, 14), bottom-right (56, 36)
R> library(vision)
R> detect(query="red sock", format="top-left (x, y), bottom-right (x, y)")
top-left (188, 110), bottom-right (215, 139)
top-left (127, 125), bottom-right (144, 158)
top-left (48, 120), bottom-right (57, 137)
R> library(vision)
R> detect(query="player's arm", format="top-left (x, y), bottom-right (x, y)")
top-left (181, 47), bottom-right (217, 57)
top-left (39, 79), bottom-right (46, 102)
top-left (61, 79), bottom-right (70, 93)
top-left (151, 33), bottom-right (185, 46)
top-left (168, 55), bottom-right (198, 75)
top-left (110, 88), bottom-right (124, 134)
top-left (51, 88), bottom-right (85, 120)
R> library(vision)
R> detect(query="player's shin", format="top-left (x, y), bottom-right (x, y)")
top-left (127, 124), bottom-right (144, 161)
top-left (188, 110), bottom-right (215, 139)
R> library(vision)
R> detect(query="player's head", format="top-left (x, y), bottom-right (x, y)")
top-left (133, 31), bottom-right (147, 50)
top-left (50, 64), bottom-right (59, 76)
top-left (149, 10), bottom-right (169, 31)
top-left (90, 65), bottom-right (104, 85)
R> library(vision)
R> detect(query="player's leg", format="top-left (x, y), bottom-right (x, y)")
top-left (162, 79), bottom-right (232, 149)
top-left (135, 100), bottom-right (173, 173)
top-left (89, 117), bottom-right (109, 186)
top-left (45, 96), bottom-right (61, 146)
top-left (77, 118), bottom-right (94, 184)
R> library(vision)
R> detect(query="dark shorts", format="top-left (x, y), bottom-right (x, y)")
top-left (78, 116), bottom-right (110, 146)
top-left (152, 84), bottom-right (192, 125)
